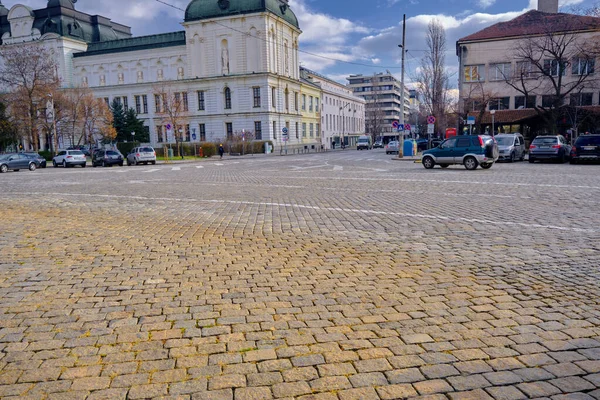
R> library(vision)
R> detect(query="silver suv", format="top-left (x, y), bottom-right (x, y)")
top-left (495, 133), bottom-right (525, 162)
top-left (127, 146), bottom-right (156, 166)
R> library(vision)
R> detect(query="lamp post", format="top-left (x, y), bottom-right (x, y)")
top-left (48, 93), bottom-right (57, 155)
top-left (340, 102), bottom-right (353, 149)
top-left (490, 109), bottom-right (496, 137)
top-left (131, 131), bottom-right (135, 145)
top-left (178, 128), bottom-right (183, 159)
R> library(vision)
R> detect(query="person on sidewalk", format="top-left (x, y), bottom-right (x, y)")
top-left (218, 144), bottom-right (224, 159)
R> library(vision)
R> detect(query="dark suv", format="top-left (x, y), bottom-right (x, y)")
top-left (421, 135), bottom-right (499, 170)
top-left (92, 149), bottom-right (124, 167)
top-left (570, 135), bottom-right (600, 164)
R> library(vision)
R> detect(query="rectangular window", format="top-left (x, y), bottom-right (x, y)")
top-left (316, 123), bottom-right (320, 137)
top-left (295, 122), bottom-right (299, 139)
top-left (104, 97), bottom-right (109, 106)
top-left (285, 91), bottom-right (289, 110)
top-left (254, 121), bottom-right (262, 140)
top-left (135, 95), bottom-right (142, 114)
top-left (302, 122), bottom-right (307, 138)
top-left (515, 95), bottom-right (536, 109)
top-left (489, 97), bottom-right (510, 110)
top-left (302, 94), bottom-right (306, 110)
top-left (516, 61), bottom-right (533, 79)
top-left (309, 123), bottom-right (314, 138)
top-left (225, 88), bottom-right (232, 110)
top-left (316, 98), bottom-right (319, 112)
top-left (572, 57), bottom-right (595, 75)
top-left (271, 87), bottom-right (276, 108)
top-left (142, 95), bottom-right (148, 114)
top-left (199, 123), bottom-right (206, 142)
top-left (294, 92), bottom-right (298, 111)
top-left (182, 92), bottom-right (189, 112)
top-left (542, 95), bottom-right (558, 108)
top-left (123, 96), bottom-right (128, 111)
top-left (155, 94), bottom-right (162, 113)
top-left (571, 92), bottom-right (593, 106)
top-left (544, 59), bottom-right (566, 76)
top-left (197, 91), bottom-right (205, 111)
top-left (226, 122), bottom-right (233, 140)
top-left (184, 124), bottom-right (190, 142)
top-left (490, 63), bottom-right (511, 81)
top-left (464, 65), bottom-right (485, 82)
top-left (309, 96), bottom-right (313, 112)
top-left (156, 125), bottom-right (163, 143)
top-left (253, 87), bottom-right (261, 108)
top-left (273, 121), bottom-right (277, 139)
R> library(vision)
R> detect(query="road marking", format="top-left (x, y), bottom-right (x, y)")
top-left (215, 163), bottom-right (224, 166)
top-left (143, 169), bottom-right (160, 173)
top-left (15, 192), bottom-right (598, 234)
top-left (172, 167), bottom-right (181, 171)
top-left (196, 166), bottom-right (204, 169)
top-left (333, 166), bottom-right (343, 171)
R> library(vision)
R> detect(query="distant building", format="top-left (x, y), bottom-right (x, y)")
top-left (347, 72), bottom-right (410, 139)
top-left (301, 67), bottom-right (365, 149)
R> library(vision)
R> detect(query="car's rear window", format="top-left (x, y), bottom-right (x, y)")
top-left (575, 136), bottom-right (600, 146)
top-left (107, 151), bottom-right (120, 156)
top-left (69, 150), bottom-right (84, 155)
top-left (532, 137), bottom-right (557, 144)
top-left (141, 147), bottom-right (154, 152)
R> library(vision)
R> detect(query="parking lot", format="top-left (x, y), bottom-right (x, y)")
top-left (1, 150), bottom-right (599, 399)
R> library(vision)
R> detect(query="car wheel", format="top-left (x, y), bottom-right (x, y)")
top-left (53, 160), bottom-right (57, 168)
top-left (62, 160), bottom-right (66, 168)
top-left (0, 164), bottom-right (7, 173)
top-left (464, 156), bottom-right (478, 170)
top-left (570, 159), bottom-right (578, 165)
top-left (422, 156), bottom-right (435, 169)
top-left (440, 164), bottom-right (449, 169)
top-left (28, 163), bottom-right (36, 171)
top-left (151, 161), bottom-right (156, 165)
top-left (119, 162), bottom-right (123, 167)
top-left (82, 164), bottom-right (86, 168)
top-left (133, 159), bottom-right (137, 166)
top-left (560, 152), bottom-right (566, 163)
top-left (102, 161), bottom-right (107, 167)
top-left (528, 157), bottom-right (535, 163)
top-left (510, 152), bottom-right (515, 163)
top-left (481, 163), bottom-right (493, 169)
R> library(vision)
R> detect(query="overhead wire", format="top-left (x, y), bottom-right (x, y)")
top-left (154, 0), bottom-right (405, 69)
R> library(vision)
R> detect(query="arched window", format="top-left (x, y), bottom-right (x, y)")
top-left (224, 87), bottom-right (232, 109)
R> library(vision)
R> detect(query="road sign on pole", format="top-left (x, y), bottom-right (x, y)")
top-left (467, 116), bottom-right (476, 125)
top-left (427, 116), bottom-right (436, 125)
top-left (427, 124), bottom-right (435, 134)
top-left (392, 121), bottom-right (399, 129)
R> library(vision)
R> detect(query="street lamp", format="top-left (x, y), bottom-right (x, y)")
top-left (340, 102), bottom-right (353, 149)
top-left (490, 109), bottom-right (496, 137)
top-left (48, 93), bottom-right (57, 155)
top-left (131, 131), bottom-right (135, 144)
top-left (178, 128), bottom-right (184, 159)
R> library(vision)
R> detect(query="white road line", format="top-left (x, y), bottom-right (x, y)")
top-left (13, 192), bottom-right (598, 234)
top-left (214, 163), bottom-right (224, 166)
top-left (333, 166), bottom-right (343, 171)
top-left (172, 167), bottom-right (181, 171)
top-left (196, 166), bottom-right (204, 169)
top-left (143, 169), bottom-right (160, 173)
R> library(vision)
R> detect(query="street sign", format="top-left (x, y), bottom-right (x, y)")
top-left (427, 124), bottom-right (435, 134)
top-left (166, 123), bottom-right (172, 130)
top-left (282, 127), bottom-right (288, 134)
top-left (427, 116), bottom-right (436, 125)
top-left (397, 124), bottom-right (404, 132)
top-left (192, 133), bottom-right (197, 141)
top-left (392, 121), bottom-right (399, 129)
top-left (404, 124), bottom-right (411, 132)
top-left (467, 116), bottom-right (476, 125)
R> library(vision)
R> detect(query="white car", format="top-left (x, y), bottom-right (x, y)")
top-left (52, 150), bottom-right (87, 168)
top-left (127, 146), bottom-right (157, 166)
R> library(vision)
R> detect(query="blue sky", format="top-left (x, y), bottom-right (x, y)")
top-left (11, 0), bottom-right (600, 85)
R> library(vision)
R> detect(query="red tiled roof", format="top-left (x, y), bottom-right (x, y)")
top-left (468, 109), bottom-right (538, 124)
top-left (458, 10), bottom-right (600, 43)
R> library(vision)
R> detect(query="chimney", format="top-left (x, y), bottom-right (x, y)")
top-left (538, 0), bottom-right (558, 13)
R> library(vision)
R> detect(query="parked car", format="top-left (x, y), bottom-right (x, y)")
top-left (53, 150), bottom-right (87, 168)
top-left (127, 146), bottom-right (157, 165)
top-left (385, 141), bottom-right (400, 154)
top-left (373, 140), bottom-right (384, 149)
top-left (417, 138), bottom-right (429, 151)
top-left (92, 149), bottom-right (124, 167)
top-left (570, 134), bottom-right (600, 164)
top-left (495, 133), bottom-right (526, 162)
top-left (67, 145), bottom-right (91, 157)
top-left (356, 135), bottom-right (372, 150)
top-left (421, 135), bottom-right (499, 170)
top-left (22, 152), bottom-right (47, 168)
top-left (0, 153), bottom-right (38, 173)
top-left (528, 135), bottom-right (571, 163)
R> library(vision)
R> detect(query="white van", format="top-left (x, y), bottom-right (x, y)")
top-left (357, 135), bottom-right (372, 150)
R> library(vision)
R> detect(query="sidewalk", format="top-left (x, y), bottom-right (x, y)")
top-left (157, 153), bottom-right (269, 164)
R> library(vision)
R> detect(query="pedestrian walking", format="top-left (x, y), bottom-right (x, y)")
top-left (218, 144), bottom-right (224, 159)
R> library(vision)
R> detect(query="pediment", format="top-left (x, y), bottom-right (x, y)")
top-left (8, 5), bottom-right (34, 20)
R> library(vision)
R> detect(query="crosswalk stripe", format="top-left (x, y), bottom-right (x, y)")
top-left (144, 169), bottom-right (160, 173)
top-left (172, 167), bottom-right (181, 171)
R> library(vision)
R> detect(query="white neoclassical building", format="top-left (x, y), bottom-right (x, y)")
top-left (0, 0), bottom-right (325, 151)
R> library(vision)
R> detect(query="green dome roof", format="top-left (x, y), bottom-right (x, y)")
top-left (185, 0), bottom-right (299, 29)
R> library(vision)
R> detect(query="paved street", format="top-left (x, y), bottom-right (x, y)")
top-left (1, 150), bottom-right (600, 400)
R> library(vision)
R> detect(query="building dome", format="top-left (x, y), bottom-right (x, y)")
top-left (47, 0), bottom-right (76, 9)
top-left (0, 1), bottom-right (8, 17)
top-left (185, 0), bottom-right (299, 29)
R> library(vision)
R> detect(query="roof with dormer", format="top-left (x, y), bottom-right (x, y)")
top-left (185, 0), bottom-right (299, 29)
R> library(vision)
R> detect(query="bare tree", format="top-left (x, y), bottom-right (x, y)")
top-left (152, 82), bottom-right (189, 157)
top-left (416, 19), bottom-right (451, 135)
top-left (0, 43), bottom-right (60, 150)
top-left (503, 23), bottom-right (600, 133)
top-left (460, 81), bottom-right (498, 134)
top-left (80, 95), bottom-right (116, 145)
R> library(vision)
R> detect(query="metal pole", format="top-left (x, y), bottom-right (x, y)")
top-left (399, 14), bottom-right (406, 156)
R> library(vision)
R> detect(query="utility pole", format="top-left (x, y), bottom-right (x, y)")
top-left (398, 14), bottom-right (406, 156)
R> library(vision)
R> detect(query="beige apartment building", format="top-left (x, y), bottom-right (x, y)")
top-left (456, 0), bottom-right (600, 139)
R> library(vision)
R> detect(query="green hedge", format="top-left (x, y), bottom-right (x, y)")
top-left (153, 141), bottom-right (272, 157)
top-left (225, 141), bottom-right (272, 154)
top-left (38, 151), bottom-right (53, 161)
top-left (116, 142), bottom-right (137, 156)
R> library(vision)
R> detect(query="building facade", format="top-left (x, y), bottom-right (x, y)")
top-left (301, 68), bottom-right (365, 149)
top-left (456, 0), bottom-right (600, 137)
top-left (0, 0), bottom-right (325, 151)
top-left (347, 72), bottom-right (410, 139)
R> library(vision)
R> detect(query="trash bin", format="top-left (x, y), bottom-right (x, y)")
top-left (167, 148), bottom-right (174, 158)
top-left (403, 140), bottom-right (417, 157)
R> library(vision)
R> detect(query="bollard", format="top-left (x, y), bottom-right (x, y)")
top-left (199, 147), bottom-right (204, 158)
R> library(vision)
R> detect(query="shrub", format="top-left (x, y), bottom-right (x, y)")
top-left (38, 150), bottom-right (53, 161)
top-left (116, 142), bottom-right (136, 156)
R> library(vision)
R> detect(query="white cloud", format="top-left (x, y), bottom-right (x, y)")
top-left (477, 0), bottom-right (496, 9)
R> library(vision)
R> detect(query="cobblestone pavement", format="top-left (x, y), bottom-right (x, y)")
top-left (1, 150), bottom-right (600, 400)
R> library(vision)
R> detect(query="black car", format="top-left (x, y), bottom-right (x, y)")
top-left (22, 152), bottom-right (46, 168)
top-left (92, 149), bottom-right (124, 167)
top-left (570, 135), bottom-right (600, 164)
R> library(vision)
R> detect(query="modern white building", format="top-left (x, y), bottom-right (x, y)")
top-left (301, 67), bottom-right (365, 149)
top-left (0, 0), bottom-right (324, 151)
